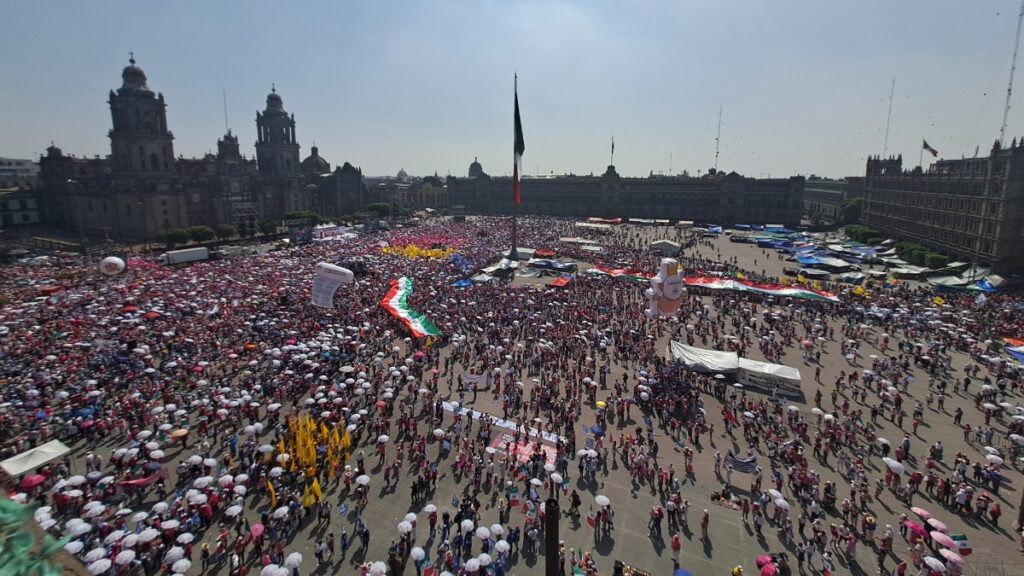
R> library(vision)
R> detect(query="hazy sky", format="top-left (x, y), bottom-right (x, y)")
top-left (2, 1), bottom-right (1022, 178)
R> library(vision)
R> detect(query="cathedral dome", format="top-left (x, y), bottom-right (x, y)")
top-left (120, 55), bottom-right (150, 92)
top-left (468, 157), bottom-right (484, 178)
top-left (266, 86), bottom-right (284, 112)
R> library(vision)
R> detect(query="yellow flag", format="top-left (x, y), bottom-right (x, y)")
top-left (301, 484), bottom-right (314, 507)
top-left (852, 285), bottom-right (867, 297)
top-left (311, 478), bottom-right (323, 502)
top-left (797, 274), bottom-right (806, 285)
top-left (319, 422), bottom-right (329, 442)
top-left (811, 280), bottom-right (822, 290)
top-left (340, 428), bottom-right (351, 452)
top-left (735, 272), bottom-right (746, 280)
top-left (933, 296), bottom-right (946, 306)
top-left (267, 480), bottom-right (276, 508)
top-left (331, 425), bottom-right (341, 449)
top-left (276, 437), bottom-right (286, 455)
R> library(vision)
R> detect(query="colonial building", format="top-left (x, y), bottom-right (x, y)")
top-left (35, 57), bottom-right (367, 242)
top-left (861, 141), bottom-right (1024, 273)
top-left (0, 157), bottom-right (39, 189)
top-left (447, 160), bottom-right (804, 226)
top-left (803, 176), bottom-right (863, 223)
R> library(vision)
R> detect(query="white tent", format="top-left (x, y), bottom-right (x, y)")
top-left (668, 342), bottom-right (739, 373)
top-left (1, 439), bottom-right (72, 477)
top-left (650, 240), bottom-right (681, 255)
top-left (737, 358), bottom-right (802, 397)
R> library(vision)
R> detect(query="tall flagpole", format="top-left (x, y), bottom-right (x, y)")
top-left (510, 73), bottom-right (519, 261)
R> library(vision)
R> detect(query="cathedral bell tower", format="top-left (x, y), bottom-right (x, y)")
top-left (107, 54), bottom-right (175, 175)
top-left (255, 85), bottom-right (300, 177)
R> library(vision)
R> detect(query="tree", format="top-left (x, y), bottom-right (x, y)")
top-left (367, 203), bottom-right (391, 218)
top-left (841, 198), bottom-right (863, 224)
top-left (160, 228), bottom-right (190, 248)
top-left (258, 220), bottom-right (278, 235)
top-left (186, 225), bottom-right (215, 243)
top-left (215, 224), bottom-right (237, 240)
top-left (284, 210), bottom-right (320, 225)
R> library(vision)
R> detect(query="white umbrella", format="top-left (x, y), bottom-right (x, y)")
top-left (104, 530), bottom-right (127, 544)
top-left (151, 502), bottom-right (169, 514)
top-left (88, 559), bottom-right (112, 575)
top-left (490, 523), bottom-right (504, 536)
top-left (132, 512), bottom-right (149, 523)
top-left (475, 526), bottom-right (491, 540)
top-left (461, 519), bottom-right (475, 533)
top-left (164, 546), bottom-right (185, 563)
top-left (377, 434), bottom-right (390, 444)
top-left (477, 553), bottom-right (492, 566)
top-left (114, 550), bottom-right (136, 565)
top-left (273, 507), bottom-right (290, 519)
top-left (171, 559), bottom-right (192, 573)
top-left (66, 475), bottom-right (87, 486)
top-left (65, 541), bottom-right (85, 554)
top-left (397, 521), bottom-right (413, 534)
top-left (284, 552), bottom-right (303, 568)
top-left (161, 519), bottom-right (180, 530)
top-left (69, 523), bottom-right (92, 536)
top-left (234, 485), bottom-right (247, 495)
top-left (422, 504), bottom-right (437, 513)
top-left (410, 546), bottom-right (425, 561)
top-left (369, 562), bottom-right (388, 576)
top-left (595, 495), bottom-right (610, 507)
top-left (218, 474), bottom-right (234, 487)
top-left (465, 558), bottom-right (480, 573)
top-left (987, 454), bottom-right (1004, 465)
top-left (356, 475), bottom-right (370, 486)
top-left (176, 533), bottom-right (195, 544)
top-left (226, 505), bottom-right (243, 517)
top-left (138, 528), bottom-right (160, 542)
top-left (121, 534), bottom-right (139, 548)
top-left (494, 540), bottom-right (510, 553)
top-left (84, 548), bottom-right (108, 562)
top-left (922, 556), bottom-right (946, 573)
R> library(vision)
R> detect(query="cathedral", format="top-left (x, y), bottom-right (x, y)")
top-left (37, 56), bottom-right (366, 242)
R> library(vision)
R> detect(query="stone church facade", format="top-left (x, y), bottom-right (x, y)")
top-left (37, 57), bottom-right (366, 242)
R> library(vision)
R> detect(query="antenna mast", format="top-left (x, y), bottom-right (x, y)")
top-left (882, 77), bottom-right (895, 156)
top-left (714, 106), bottom-right (722, 171)
top-left (222, 89), bottom-right (230, 133)
top-left (1000, 0), bottom-right (1024, 146)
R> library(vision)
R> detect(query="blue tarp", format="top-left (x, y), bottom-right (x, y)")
top-left (734, 224), bottom-right (751, 230)
top-left (976, 279), bottom-right (997, 293)
top-left (797, 256), bottom-right (820, 265)
top-left (1005, 345), bottom-right (1024, 363)
top-left (708, 225), bottom-right (723, 234)
top-left (527, 259), bottom-right (578, 272)
top-left (452, 279), bottom-right (473, 288)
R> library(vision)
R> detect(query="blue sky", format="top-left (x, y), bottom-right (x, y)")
top-left (1, 0), bottom-right (1021, 178)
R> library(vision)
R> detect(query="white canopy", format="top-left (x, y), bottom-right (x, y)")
top-left (737, 358), bottom-right (802, 397)
top-left (669, 341), bottom-right (739, 373)
top-left (1, 439), bottom-right (72, 477)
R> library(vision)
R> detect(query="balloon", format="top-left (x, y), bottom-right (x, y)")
top-left (311, 262), bottom-right (354, 308)
top-left (645, 258), bottom-right (686, 317)
top-left (99, 256), bottom-right (126, 276)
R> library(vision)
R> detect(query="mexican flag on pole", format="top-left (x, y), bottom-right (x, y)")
top-left (381, 277), bottom-right (443, 338)
top-left (509, 486), bottom-right (519, 506)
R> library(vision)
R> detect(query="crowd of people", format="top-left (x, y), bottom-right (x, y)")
top-left (0, 215), bottom-right (1022, 576)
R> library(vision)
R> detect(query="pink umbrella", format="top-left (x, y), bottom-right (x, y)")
top-left (19, 474), bottom-right (47, 489)
top-left (903, 520), bottom-right (928, 537)
top-left (251, 524), bottom-right (265, 538)
top-left (910, 506), bottom-right (931, 520)
top-left (939, 549), bottom-right (964, 565)
top-left (930, 531), bottom-right (955, 548)
top-left (927, 518), bottom-right (948, 533)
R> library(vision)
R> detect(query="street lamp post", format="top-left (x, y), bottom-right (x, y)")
top-left (66, 179), bottom-right (87, 256)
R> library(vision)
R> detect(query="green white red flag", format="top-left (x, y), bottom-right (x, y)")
top-left (381, 277), bottom-right (443, 338)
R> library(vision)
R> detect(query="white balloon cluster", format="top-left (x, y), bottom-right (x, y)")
top-left (644, 258), bottom-right (686, 318)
